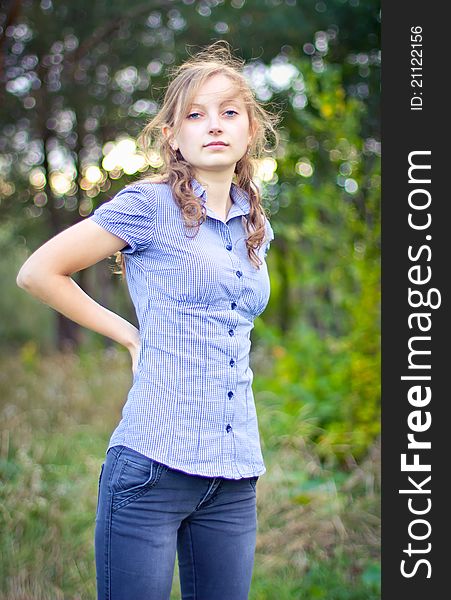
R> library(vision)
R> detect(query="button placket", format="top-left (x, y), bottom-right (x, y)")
top-left (224, 224), bottom-right (240, 316)
top-left (224, 230), bottom-right (242, 439)
top-left (225, 318), bottom-right (238, 436)
top-left (228, 261), bottom-right (243, 335)
top-left (220, 223), bottom-right (234, 252)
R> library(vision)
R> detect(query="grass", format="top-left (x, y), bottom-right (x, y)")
top-left (0, 344), bottom-right (380, 599)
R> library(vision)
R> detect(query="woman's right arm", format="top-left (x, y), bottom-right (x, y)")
top-left (16, 219), bottom-right (141, 368)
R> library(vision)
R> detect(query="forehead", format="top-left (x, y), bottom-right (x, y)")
top-left (189, 75), bottom-right (243, 106)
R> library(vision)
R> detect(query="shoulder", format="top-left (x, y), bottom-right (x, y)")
top-left (121, 179), bottom-right (175, 205)
top-left (102, 180), bottom-right (175, 215)
top-left (121, 179), bottom-right (164, 198)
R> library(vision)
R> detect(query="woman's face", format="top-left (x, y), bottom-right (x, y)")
top-left (165, 73), bottom-right (252, 179)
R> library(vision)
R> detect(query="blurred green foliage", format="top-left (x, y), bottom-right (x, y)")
top-left (0, 349), bottom-right (380, 598)
top-left (1, 0), bottom-right (379, 488)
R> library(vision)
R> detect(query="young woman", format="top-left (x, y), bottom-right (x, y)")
top-left (16, 41), bottom-right (280, 600)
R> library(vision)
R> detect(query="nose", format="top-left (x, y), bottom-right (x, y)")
top-left (208, 114), bottom-right (222, 134)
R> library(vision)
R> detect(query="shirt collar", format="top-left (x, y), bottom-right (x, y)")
top-left (190, 177), bottom-right (251, 219)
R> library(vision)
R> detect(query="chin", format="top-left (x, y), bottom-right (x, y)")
top-left (197, 159), bottom-right (235, 169)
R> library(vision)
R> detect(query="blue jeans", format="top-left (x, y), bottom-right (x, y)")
top-left (94, 445), bottom-right (259, 599)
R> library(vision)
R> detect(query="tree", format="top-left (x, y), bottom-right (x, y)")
top-left (0, 0), bottom-right (380, 364)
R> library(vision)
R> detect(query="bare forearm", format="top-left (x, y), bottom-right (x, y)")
top-left (18, 273), bottom-right (139, 349)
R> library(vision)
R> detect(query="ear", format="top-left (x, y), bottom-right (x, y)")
top-left (162, 125), bottom-right (178, 151)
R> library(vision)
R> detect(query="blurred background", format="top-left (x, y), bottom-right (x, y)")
top-left (0, 1), bottom-right (380, 598)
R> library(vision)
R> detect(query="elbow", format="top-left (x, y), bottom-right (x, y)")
top-left (17, 265), bottom-right (66, 293)
top-left (16, 268), bottom-right (32, 290)
top-left (16, 262), bottom-right (38, 291)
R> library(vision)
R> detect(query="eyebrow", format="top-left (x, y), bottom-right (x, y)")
top-left (189, 97), bottom-right (242, 109)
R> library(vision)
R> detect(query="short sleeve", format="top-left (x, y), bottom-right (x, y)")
top-left (88, 184), bottom-right (157, 254)
top-left (264, 217), bottom-right (275, 257)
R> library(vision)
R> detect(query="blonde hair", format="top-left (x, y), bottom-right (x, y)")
top-left (113, 40), bottom-right (281, 279)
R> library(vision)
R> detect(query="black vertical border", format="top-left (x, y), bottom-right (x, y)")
top-left (382, 1), bottom-right (449, 597)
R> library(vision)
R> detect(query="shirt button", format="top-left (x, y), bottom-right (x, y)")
top-left (226, 243), bottom-right (232, 251)
top-left (229, 359), bottom-right (235, 367)
top-left (236, 270), bottom-right (242, 278)
top-left (228, 391), bottom-right (234, 398)
top-left (228, 329), bottom-right (234, 336)
top-left (231, 302), bottom-right (237, 310)
top-left (226, 424), bottom-right (232, 433)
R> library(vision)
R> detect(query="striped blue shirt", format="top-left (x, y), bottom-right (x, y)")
top-left (88, 177), bottom-right (274, 479)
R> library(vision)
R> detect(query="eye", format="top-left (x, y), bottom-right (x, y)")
top-left (224, 110), bottom-right (238, 116)
top-left (187, 112), bottom-right (201, 119)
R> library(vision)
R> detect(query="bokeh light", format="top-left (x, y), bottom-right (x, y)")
top-left (102, 137), bottom-right (148, 175)
top-left (29, 168), bottom-right (46, 189)
top-left (296, 159), bottom-right (314, 178)
top-left (255, 157), bottom-right (278, 182)
top-left (85, 166), bottom-right (103, 184)
top-left (50, 172), bottom-right (72, 195)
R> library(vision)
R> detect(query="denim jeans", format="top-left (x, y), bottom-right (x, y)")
top-left (94, 445), bottom-right (259, 600)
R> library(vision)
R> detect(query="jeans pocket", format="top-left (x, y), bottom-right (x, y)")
top-left (110, 447), bottom-right (166, 512)
top-left (115, 458), bottom-right (154, 493)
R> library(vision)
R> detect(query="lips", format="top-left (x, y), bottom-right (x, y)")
top-left (205, 142), bottom-right (228, 147)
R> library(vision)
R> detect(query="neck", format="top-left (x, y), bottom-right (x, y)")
top-left (193, 168), bottom-right (236, 214)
